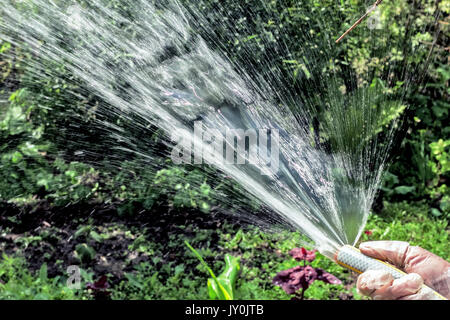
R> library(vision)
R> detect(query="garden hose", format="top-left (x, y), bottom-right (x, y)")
top-left (334, 245), bottom-right (448, 300)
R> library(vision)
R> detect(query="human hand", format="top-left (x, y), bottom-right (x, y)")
top-left (356, 241), bottom-right (450, 300)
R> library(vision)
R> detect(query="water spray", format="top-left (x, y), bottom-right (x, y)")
top-left (334, 2), bottom-right (447, 300)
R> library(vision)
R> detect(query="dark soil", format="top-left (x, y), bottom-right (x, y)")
top-left (0, 201), bottom-right (241, 286)
top-left (0, 201), bottom-right (358, 300)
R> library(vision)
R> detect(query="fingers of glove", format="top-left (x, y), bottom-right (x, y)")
top-left (398, 284), bottom-right (443, 300)
top-left (360, 241), bottom-right (450, 297)
top-left (373, 273), bottom-right (423, 300)
top-left (359, 241), bottom-right (409, 268)
top-left (358, 271), bottom-right (424, 300)
top-left (357, 270), bottom-right (393, 297)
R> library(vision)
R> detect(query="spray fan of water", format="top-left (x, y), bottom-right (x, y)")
top-left (0, 0), bottom-right (421, 259)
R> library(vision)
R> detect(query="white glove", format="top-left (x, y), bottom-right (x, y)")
top-left (356, 241), bottom-right (450, 300)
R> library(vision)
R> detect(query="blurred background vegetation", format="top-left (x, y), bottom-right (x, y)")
top-left (0, 0), bottom-right (448, 300)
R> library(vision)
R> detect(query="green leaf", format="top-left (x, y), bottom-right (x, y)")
top-left (394, 185), bottom-right (415, 195)
top-left (184, 241), bottom-right (230, 300)
top-left (431, 208), bottom-right (442, 217)
top-left (39, 263), bottom-right (48, 282)
top-left (11, 151), bottom-right (23, 164)
top-left (432, 106), bottom-right (447, 118)
top-left (89, 231), bottom-right (103, 242)
top-left (65, 170), bottom-right (77, 179)
top-left (19, 142), bottom-right (40, 157)
top-left (75, 243), bottom-right (96, 263)
top-left (74, 225), bottom-right (92, 239)
top-left (125, 273), bottom-right (144, 290)
top-left (439, 197), bottom-right (449, 213)
top-left (207, 254), bottom-right (240, 300)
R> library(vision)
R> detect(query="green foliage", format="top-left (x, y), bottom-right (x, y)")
top-left (185, 241), bottom-right (240, 300)
top-left (154, 168), bottom-right (213, 213)
top-left (113, 164), bottom-right (215, 215)
top-left (429, 139), bottom-right (450, 178)
top-left (383, 134), bottom-right (450, 217)
top-left (0, 88), bottom-right (101, 205)
top-left (1, 201), bottom-right (444, 300)
top-left (75, 243), bottom-right (96, 264)
top-left (112, 261), bottom-right (208, 300)
top-left (361, 201), bottom-right (449, 258)
top-left (207, 255), bottom-right (240, 300)
top-left (0, 87), bottom-right (215, 211)
top-left (384, 61), bottom-right (449, 208)
top-left (218, 228), bottom-right (349, 300)
top-left (0, 254), bottom-right (79, 300)
top-left (1, 0), bottom-right (448, 214)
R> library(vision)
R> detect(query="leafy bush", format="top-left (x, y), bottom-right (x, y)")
top-left (112, 163), bottom-right (216, 215)
top-left (383, 63), bottom-right (449, 210)
top-left (361, 201), bottom-right (449, 257)
top-left (0, 254), bottom-right (79, 300)
top-left (0, 88), bottom-right (100, 205)
top-left (1, 0), bottom-right (448, 214)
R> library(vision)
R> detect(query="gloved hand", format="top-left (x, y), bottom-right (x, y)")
top-left (356, 241), bottom-right (450, 300)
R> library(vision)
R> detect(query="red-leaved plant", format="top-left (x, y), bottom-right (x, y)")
top-left (273, 247), bottom-right (341, 300)
top-left (86, 275), bottom-right (111, 300)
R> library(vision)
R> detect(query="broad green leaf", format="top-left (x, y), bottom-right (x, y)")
top-left (184, 241), bottom-right (230, 300)
top-left (207, 254), bottom-right (240, 300)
